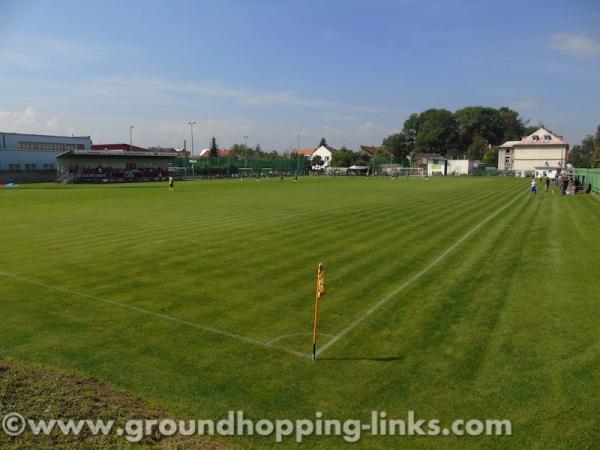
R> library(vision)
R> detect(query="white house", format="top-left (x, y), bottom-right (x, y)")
top-left (296, 145), bottom-right (334, 169)
top-left (498, 127), bottom-right (569, 172)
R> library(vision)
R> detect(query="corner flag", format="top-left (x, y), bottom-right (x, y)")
top-left (312, 263), bottom-right (325, 360)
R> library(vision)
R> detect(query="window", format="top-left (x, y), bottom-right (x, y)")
top-left (505, 149), bottom-right (511, 154)
top-left (25, 163), bottom-right (37, 170)
top-left (532, 135), bottom-right (540, 141)
top-left (16, 141), bottom-right (80, 151)
top-left (544, 135), bottom-right (552, 141)
top-left (8, 163), bottom-right (21, 170)
top-left (43, 163), bottom-right (55, 170)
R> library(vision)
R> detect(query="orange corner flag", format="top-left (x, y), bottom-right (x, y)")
top-left (317, 263), bottom-right (326, 299)
top-left (312, 263), bottom-right (325, 360)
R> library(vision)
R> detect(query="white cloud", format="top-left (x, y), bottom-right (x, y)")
top-left (0, 107), bottom-right (37, 131)
top-left (0, 106), bottom-right (390, 152)
top-left (86, 77), bottom-right (341, 111)
top-left (45, 117), bottom-right (60, 130)
top-left (0, 38), bottom-right (119, 71)
top-left (550, 33), bottom-right (600, 57)
top-left (318, 113), bottom-right (358, 121)
top-left (0, 108), bottom-right (68, 135)
top-left (0, 75), bottom-right (391, 149)
top-left (358, 122), bottom-right (378, 135)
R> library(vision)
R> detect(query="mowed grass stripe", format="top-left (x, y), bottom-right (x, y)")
top-left (53, 182), bottom-right (518, 332)
top-left (3, 179), bottom-right (524, 352)
top-left (3, 179), bottom-right (504, 283)
top-left (241, 184), bottom-right (523, 337)
top-left (0, 179), bottom-right (524, 342)
top-left (316, 188), bottom-right (526, 356)
top-left (4, 181), bottom-right (433, 266)
top-left (1, 178), bottom-right (598, 448)
top-left (0, 270), bottom-right (310, 359)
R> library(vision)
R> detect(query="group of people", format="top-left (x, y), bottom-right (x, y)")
top-left (530, 172), bottom-right (577, 196)
top-left (68, 165), bottom-right (168, 182)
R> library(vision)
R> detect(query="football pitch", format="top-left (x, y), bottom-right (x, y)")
top-left (0, 177), bottom-right (598, 448)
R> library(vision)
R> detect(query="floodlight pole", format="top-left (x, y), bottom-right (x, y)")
top-left (296, 133), bottom-right (301, 174)
top-left (243, 135), bottom-right (249, 175)
top-left (129, 125), bottom-right (134, 151)
top-left (188, 121), bottom-right (196, 156)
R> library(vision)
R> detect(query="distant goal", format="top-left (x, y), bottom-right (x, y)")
top-left (393, 167), bottom-right (425, 179)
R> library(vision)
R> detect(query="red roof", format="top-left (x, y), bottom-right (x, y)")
top-left (360, 145), bottom-right (379, 155)
top-left (295, 147), bottom-right (316, 156)
top-left (92, 143), bottom-right (148, 152)
top-left (192, 148), bottom-right (231, 158)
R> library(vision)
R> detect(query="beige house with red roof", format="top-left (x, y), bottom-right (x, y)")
top-left (498, 127), bottom-right (569, 172)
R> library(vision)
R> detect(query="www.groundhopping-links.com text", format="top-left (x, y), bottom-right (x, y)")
top-left (2, 410), bottom-right (512, 443)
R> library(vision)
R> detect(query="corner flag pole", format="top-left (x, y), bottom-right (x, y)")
top-left (312, 263), bottom-right (325, 361)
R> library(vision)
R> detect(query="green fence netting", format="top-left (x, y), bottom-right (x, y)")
top-left (174, 157), bottom-right (307, 175)
top-left (574, 168), bottom-right (600, 194)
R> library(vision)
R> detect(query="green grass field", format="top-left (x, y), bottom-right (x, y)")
top-left (0, 177), bottom-right (598, 448)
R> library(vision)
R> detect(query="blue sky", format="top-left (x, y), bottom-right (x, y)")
top-left (1, 0), bottom-right (599, 151)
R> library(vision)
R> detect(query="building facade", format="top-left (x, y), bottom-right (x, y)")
top-left (498, 127), bottom-right (569, 172)
top-left (0, 132), bottom-right (92, 172)
top-left (295, 145), bottom-right (334, 169)
top-left (447, 159), bottom-right (472, 175)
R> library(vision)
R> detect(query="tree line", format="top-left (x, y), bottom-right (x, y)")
top-left (165, 115), bottom-right (600, 170)
top-left (379, 106), bottom-right (539, 166)
top-left (569, 126), bottom-right (600, 168)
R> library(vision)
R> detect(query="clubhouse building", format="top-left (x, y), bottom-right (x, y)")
top-left (0, 131), bottom-right (176, 183)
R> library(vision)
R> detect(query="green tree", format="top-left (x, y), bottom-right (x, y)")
top-left (466, 134), bottom-right (489, 160)
top-left (413, 109), bottom-right (458, 156)
top-left (498, 107), bottom-right (527, 141)
top-left (372, 148), bottom-right (393, 168)
top-left (454, 106), bottom-right (504, 152)
top-left (400, 113), bottom-right (421, 152)
top-left (312, 155), bottom-right (324, 169)
top-left (301, 156), bottom-right (312, 174)
top-left (331, 147), bottom-right (357, 167)
top-left (389, 106), bottom-right (532, 161)
top-left (569, 135), bottom-right (594, 167)
top-left (209, 137), bottom-right (219, 158)
top-left (382, 133), bottom-right (410, 164)
top-left (523, 124), bottom-right (539, 136)
top-left (483, 147), bottom-right (499, 167)
top-left (592, 125), bottom-right (600, 168)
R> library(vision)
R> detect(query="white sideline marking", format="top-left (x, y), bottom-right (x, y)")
top-left (0, 271), bottom-right (309, 359)
top-left (316, 192), bottom-right (525, 357)
top-left (267, 332), bottom-right (333, 345)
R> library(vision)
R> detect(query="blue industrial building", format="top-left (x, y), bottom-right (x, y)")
top-left (0, 132), bottom-right (92, 172)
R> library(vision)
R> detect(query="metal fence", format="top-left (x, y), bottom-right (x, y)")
top-left (574, 168), bottom-right (600, 194)
top-left (174, 157), bottom-right (307, 175)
